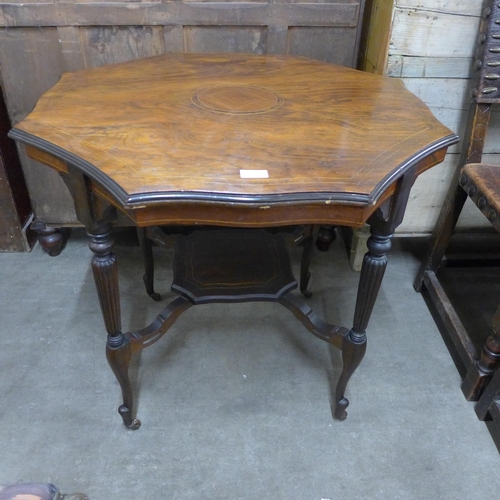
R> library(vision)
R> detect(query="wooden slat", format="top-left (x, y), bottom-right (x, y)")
top-left (387, 55), bottom-right (473, 79)
top-left (390, 7), bottom-right (480, 59)
top-left (402, 77), bottom-right (500, 155)
top-left (0, 3), bottom-right (360, 27)
top-left (395, 0), bottom-right (483, 17)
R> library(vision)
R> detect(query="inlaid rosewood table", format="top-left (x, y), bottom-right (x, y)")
top-left (10, 53), bottom-right (458, 429)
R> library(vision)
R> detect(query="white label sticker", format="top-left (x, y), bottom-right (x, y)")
top-left (240, 169), bottom-right (269, 179)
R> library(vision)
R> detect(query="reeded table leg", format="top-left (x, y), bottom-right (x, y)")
top-left (334, 227), bottom-right (392, 420)
top-left (88, 225), bottom-right (141, 430)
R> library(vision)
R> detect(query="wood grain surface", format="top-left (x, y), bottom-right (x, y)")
top-left (11, 53), bottom-right (456, 211)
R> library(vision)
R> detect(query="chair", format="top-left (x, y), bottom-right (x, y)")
top-left (414, 0), bottom-right (500, 418)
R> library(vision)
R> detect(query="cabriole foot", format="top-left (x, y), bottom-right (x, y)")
top-left (334, 397), bottom-right (349, 421)
top-left (119, 405), bottom-right (141, 430)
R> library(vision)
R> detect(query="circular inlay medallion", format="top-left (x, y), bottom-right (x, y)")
top-left (191, 85), bottom-right (284, 115)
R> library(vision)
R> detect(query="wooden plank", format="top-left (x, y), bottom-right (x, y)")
top-left (358, 0), bottom-right (395, 74)
top-left (395, 0), bottom-right (483, 17)
top-left (402, 77), bottom-right (500, 155)
top-left (287, 26), bottom-right (357, 65)
top-left (402, 79), bottom-right (468, 154)
top-left (390, 7), bottom-right (480, 58)
top-left (184, 26), bottom-right (266, 54)
top-left (81, 26), bottom-right (167, 67)
top-left (402, 77), bottom-right (470, 113)
top-left (387, 55), bottom-right (473, 78)
top-left (0, 3), bottom-right (361, 27)
top-left (402, 77), bottom-right (470, 154)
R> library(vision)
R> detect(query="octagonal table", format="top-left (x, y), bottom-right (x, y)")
top-left (10, 53), bottom-right (458, 429)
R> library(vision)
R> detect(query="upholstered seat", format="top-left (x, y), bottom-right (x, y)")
top-left (460, 163), bottom-right (500, 232)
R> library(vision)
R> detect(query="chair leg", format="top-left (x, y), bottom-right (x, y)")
top-left (414, 102), bottom-right (492, 291)
top-left (462, 302), bottom-right (500, 400)
top-left (475, 353), bottom-right (500, 421)
top-left (413, 183), bottom-right (468, 291)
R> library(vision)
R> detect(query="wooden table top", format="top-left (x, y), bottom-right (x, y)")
top-left (10, 53), bottom-right (458, 227)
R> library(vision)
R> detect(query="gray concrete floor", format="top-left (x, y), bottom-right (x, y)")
top-left (0, 228), bottom-right (499, 499)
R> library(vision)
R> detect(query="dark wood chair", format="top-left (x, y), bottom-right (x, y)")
top-left (414, 0), bottom-right (500, 425)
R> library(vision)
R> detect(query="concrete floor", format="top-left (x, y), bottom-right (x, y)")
top-left (0, 228), bottom-right (499, 499)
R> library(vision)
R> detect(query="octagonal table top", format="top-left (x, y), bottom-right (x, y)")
top-left (11, 53), bottom-right (457, 209)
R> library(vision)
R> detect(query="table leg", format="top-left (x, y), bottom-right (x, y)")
top-left (300, 225), bottom-right (319, 298)
top-left (137, 227), bottom-right (161, 301)
top-left (334, 227), bottom-right (392, 420)
top-left (88, 225), bottom-right (141, 430)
